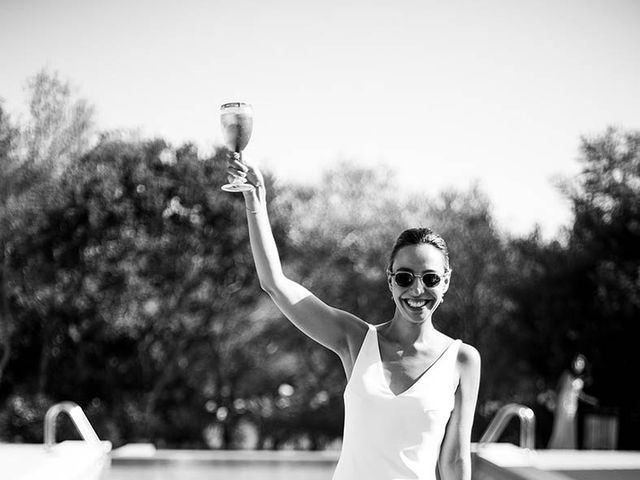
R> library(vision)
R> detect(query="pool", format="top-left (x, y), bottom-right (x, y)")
top-left (109, 443), bottom-right (640, 480)
top-left (474, 443), bottom-right (640, 480)
top-left (1, 440), bottom-right (112, 480)
top-left (5, 440), bottom-right (638, 480)
top-left (107, 444), bottom-right (339, 480)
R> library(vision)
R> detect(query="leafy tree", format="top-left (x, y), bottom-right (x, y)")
top-left (0, 70), bottom-right (95, 390)
top-left (21, 69), bottom-right (95, 176)
top-left (0, 104), bottom-right (21, 386)
top-left (1, 136), bottom-right (296, 448)
top-left (566, 128), bottom-right (640, 448)
top-left (5, 72), bottom-right (636, 451)
top-left (504, 127), bottom-right (640, 448)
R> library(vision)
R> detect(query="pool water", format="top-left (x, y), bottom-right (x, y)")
top-left (107, 461), bottom-right (335, 480)
top-left (474, 443), bottom-right (640, 480)
top-left (107, 443), bottom-right (640, 480)
top-left (106, 447), bottom-right (338, 480)
top-left (558, 470), bottom-right (640, 480)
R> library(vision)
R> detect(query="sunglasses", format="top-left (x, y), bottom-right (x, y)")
top-left (388, 270), bottom-right (444, 288)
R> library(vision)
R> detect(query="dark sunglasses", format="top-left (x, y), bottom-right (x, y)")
top-left (388, 270), bottom-right (444, 288)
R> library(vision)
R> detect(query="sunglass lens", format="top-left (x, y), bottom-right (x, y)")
top-left (422, 273), bottom-right (441, 287)
top-left (394, 272), bottom-right (413, 287)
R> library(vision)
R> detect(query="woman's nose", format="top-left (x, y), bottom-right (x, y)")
top-left (408, 279), bottom-right (426, 294)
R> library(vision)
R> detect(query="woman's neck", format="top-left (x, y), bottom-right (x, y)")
top-left (385, 312), bottom-right (440, 347)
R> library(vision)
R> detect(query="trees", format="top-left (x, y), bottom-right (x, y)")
top-left (503, 127), bottom-right (640, 448)
top-left (566, 128), bottom-right (640, 448)
top-left (1, 137), bottom-right (286, 447)
top-left (21, 69), bottom-right (95, 176)
top-left (3, 69), bottom-right (637, 449)
top-left (0, 71), bottom-right (95, 389)
top-left (568, 128), bottom-right (640, 320)
top-left (0, 104), bottom-right (21, 386)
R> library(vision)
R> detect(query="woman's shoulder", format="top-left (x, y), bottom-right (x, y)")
top-left (455, 342), bottom-right (481, 371)
top-left (453, 342), bottom-right (481, 391)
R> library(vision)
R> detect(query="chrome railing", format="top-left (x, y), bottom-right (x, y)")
top-left (44, 401), bottom-right (101, 450)
top-left (478, 403), bottom-right (536, 450)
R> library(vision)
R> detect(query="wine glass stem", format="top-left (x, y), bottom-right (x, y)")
top-left (234, 151), bottom-right (246, 185)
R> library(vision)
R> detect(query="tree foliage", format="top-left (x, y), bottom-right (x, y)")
top-left (0, 70), bottom-right (96, 389)
top-left (2, 70), bottom-right (638, 451)
top-left (21, 69), bottom-right (95, 176)
top-left (504, 127), bottom-right (640, 448)
top-left (0, 104), bottom-right (21, 386)
top-left (567, 128), bottom-right (640, 447)
top-left (1, 137), bottom-right (291, 447)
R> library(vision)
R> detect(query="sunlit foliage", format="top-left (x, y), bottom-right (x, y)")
top-left (1, 71), bottom-right (638, 449)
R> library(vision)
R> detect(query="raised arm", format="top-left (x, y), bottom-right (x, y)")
top-left (226, 153), bottom-right (366, 360)
top-left (438, 344), bottom-right (481, 480)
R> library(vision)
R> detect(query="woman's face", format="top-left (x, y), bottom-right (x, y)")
top-left (572, 355), bottom-right (586, 374)
top-left (388, 244), bottom-right (450, 324)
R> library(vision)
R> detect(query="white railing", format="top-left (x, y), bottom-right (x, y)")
top-left (478, 403), bottom-right (536, 450)
top-left (44, 401), bottom-right (101, 450)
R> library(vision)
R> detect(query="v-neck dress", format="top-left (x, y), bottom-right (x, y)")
top-left (332, 323), bottom-right (462, 480)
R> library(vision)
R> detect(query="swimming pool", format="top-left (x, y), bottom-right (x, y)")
top-left (1, 440), bottom-right (111, 480)
top-left (107, 445), bottom-right (339, 480)
top-left (474, 443), bottom-right (640, 480)
top-left (108, 443), bottom-right (640, 480)
top-left (5, 441), bottom-right (638, 480)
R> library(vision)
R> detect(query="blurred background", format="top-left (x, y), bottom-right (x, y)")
top-left (0, 0), bottom-right (639, 453)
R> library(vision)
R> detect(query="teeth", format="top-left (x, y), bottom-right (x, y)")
top-left (406, 299), bottom-right (428, 308)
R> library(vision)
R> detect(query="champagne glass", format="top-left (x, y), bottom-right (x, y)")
top-left (220, 102), bottom-right (254, 192)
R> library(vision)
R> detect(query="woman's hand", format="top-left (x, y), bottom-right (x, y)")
top-left (226, 152), bottom-right (262, 187)
top-left (226, 151), bottom-right (266, 209)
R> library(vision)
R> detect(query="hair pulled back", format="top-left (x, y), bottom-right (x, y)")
top-left (388, 227), bottom-right (450, 272)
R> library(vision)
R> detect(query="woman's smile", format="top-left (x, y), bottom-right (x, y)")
top-left (403, 297), bottom-right (433, 310)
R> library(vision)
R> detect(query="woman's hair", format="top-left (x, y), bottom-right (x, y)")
top-left (388, 227), bottom-right (450, 272)
top-left (570, 354), bottom-right (588, 376)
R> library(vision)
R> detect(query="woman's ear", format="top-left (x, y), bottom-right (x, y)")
top-left (442, 271), bottom-right (452, 295)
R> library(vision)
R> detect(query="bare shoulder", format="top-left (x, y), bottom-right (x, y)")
top-left (457, 342), bottom-right (481, 364)
top-left (456, 343), bottom-right (481, 376)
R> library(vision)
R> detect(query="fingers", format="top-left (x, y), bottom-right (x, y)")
top-left (227, 166), bottom-right (247, 182)
top-left (225, 151), bottom-right (265, 191)
top-left (227, 152), bottom-right (248, 171)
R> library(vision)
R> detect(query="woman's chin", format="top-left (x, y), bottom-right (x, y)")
top-left (399, 299), bottom-right (438, 320)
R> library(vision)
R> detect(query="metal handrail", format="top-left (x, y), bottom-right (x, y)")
top-left (44, 401), bottom-right (101, 450)
top-left (478, 403), bottom-right (536, 450)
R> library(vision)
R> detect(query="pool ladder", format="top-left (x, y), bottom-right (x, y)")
top-left (44, 401), bottom-right (102, 450)
top-left (478, 403), bottom-right (536, 450)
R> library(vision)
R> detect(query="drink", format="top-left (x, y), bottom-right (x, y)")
top-left (220, 102), bottom-right (254, 193)
top-left (221, 110), bottom-right (253, 152)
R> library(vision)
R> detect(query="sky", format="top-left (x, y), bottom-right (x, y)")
top-left (1, 0), bottom-right (639, 238)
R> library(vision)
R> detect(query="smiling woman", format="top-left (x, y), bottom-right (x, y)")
top-left (224, 154), bottom-right (481, 480)
top-left (386, 229), bottom-right (451, 324)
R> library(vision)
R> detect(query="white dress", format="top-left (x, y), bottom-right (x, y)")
top-left (332, 324), bottom-right (462, 480)
top-left (548, 372), bottom-right (584, 449)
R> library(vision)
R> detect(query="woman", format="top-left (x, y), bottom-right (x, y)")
top-left (227, 153), bottom-right (481, 480)
top-left (548, 354), bottom-right (597, 449)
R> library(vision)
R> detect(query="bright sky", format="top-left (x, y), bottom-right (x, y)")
top-left (1, 0), bottom-right (639, 238)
